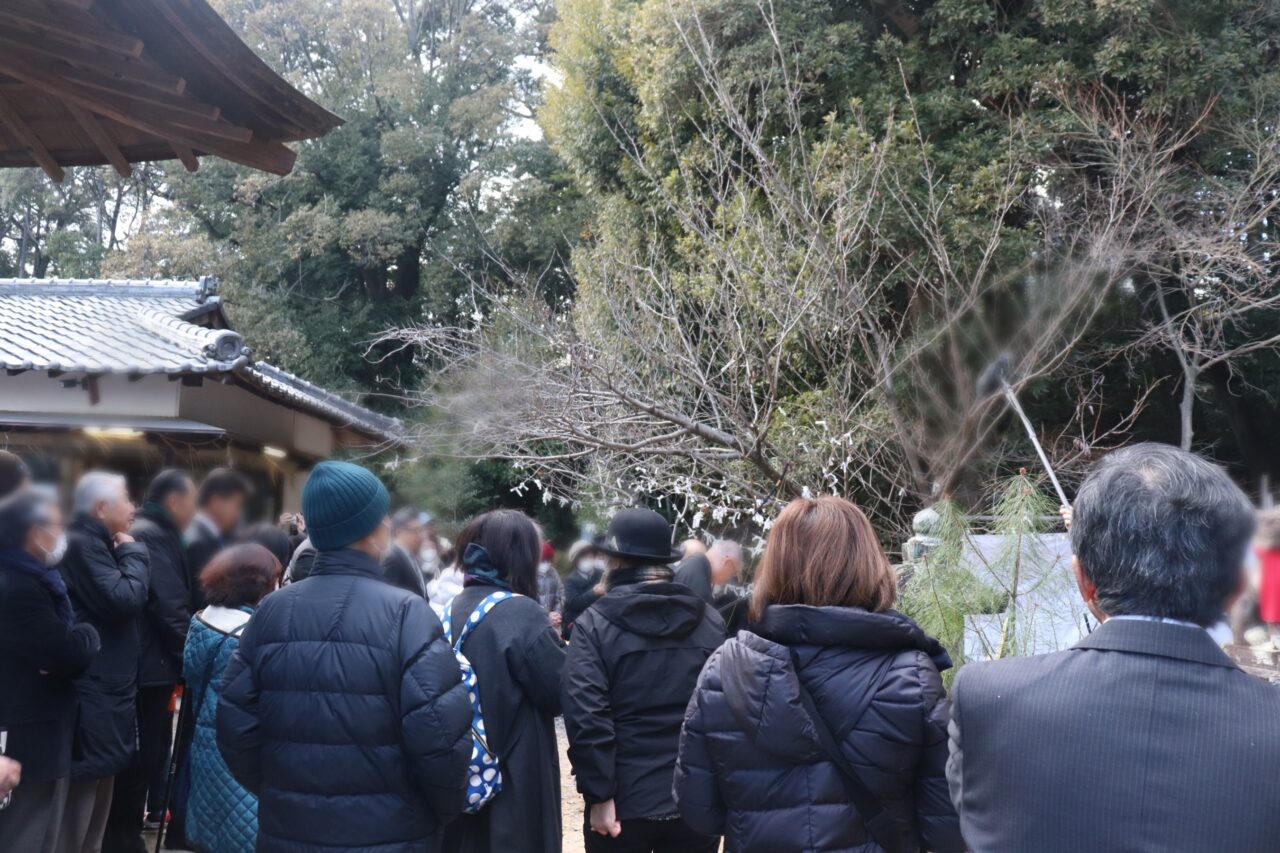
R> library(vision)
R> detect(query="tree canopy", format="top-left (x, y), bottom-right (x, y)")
top-left (6, 0), bottom-right (1280, 538)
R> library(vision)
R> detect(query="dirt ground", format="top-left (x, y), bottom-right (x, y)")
top-left (558, 716), bottom-right (589, 853)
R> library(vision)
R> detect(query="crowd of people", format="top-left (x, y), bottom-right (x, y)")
top-left (2, 441), bottom-right (1280, 853)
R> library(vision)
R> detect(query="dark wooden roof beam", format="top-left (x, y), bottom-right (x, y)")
top-left (65, 102), bottom-right (131, 177)
top-left (0, 53), bottom-right (292, 174)
top-left (1, 2), bottom-right (143, 57)
top-left (0, 46), bottom-right (260, 144)
top-left (0, 0), bottom-right (340, 176)
top-left (40, 60), bottom-right (220, 121)
top-left (170, 142), bottom-right (199, 172)
top-left (0, 91), bottom-right (63, 182)
top-left (133, 0), bottom-right (340, 137)
top-left (0, 34), bottom-right (187, 95)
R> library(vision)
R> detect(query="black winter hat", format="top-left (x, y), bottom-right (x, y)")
top-left (593, 508), bottom-right (682, 564)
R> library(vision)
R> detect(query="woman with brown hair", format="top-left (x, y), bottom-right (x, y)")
top-left (673, 496), bottom-right (964, 853)
top-left (183, 544), bottom-right (280, 853)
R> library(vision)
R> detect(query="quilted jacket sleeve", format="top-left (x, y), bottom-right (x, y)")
top-left (912, 654), bottom-right (966, 853)
top-left (217, 617), bottom-right (264, 795)
top-left (673, 653), bottom-right (726, 836)
top-left (561, 614), bottom-right (617, 804)
top-left (398, 596), bottom-right (472, 824)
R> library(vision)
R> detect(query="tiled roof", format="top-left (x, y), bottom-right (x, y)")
top-left (243, 363), bottom-right (403, 440)
top-left (0, 277), bottom-right (401, 442)
top-left (0, 278), bottom-right (237, 373)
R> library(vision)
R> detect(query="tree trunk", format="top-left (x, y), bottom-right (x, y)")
top-left (394, 240), bottom-right (422, 300)
top-left (1178, 366), bottom-right (1196, 451)
top-left (1204, 361), bottom-right (1280, 480)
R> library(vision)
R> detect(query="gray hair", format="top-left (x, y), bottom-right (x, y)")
top-left (1071, 443), bottom-right (1254, 626)
top-left (74, 471), bottom-right (127, 515)
top-left (391, 507), bottom-right (420, 531)
top-left (0, 489), bottom-right (56, 550)
top-left (709, 539), bottom-right (744, 564)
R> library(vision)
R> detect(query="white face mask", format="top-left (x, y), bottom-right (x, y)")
top-left (43, 532), bottom-right (68, 567)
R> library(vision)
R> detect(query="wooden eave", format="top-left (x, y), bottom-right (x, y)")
top-left (0, 0), bottom-right (343, 179)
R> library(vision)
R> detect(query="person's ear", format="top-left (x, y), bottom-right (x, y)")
top-left (1073, 555), bottom-right (1107, 622)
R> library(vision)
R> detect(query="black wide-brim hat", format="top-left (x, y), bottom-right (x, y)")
top-left (593, 507), bottom-right (683, 564)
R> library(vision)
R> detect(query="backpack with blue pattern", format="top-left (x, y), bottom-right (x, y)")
top-left (440, 590), bottom-right (519, 813)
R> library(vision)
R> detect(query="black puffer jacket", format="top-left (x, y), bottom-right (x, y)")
top-left (60, 513), bottom-right (150, 780)
top-left (674, 605), bottom-right (964, 853)
top-left (564, 581), bottom-right (724, 821)
top-left (132, 506), bottom-right (193, 686)
top-left (217, 548), bottom-right (473, 853)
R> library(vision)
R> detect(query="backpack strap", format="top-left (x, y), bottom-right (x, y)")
top-left (442, 591), bottom-right (517, 652)
top-left (792, 653), bottom-right (910, 853)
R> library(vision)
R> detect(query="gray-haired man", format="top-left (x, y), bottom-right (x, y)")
top-left (59, 471), bottom-right (149, 853)
top-left (947, 443), bottom-right (1280, 852)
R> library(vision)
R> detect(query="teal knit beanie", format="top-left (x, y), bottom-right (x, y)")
top-left (301, 461), bottom-right (390, 552)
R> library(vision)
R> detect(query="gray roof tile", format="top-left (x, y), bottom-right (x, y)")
top-left (0, 278), bottom-right (401, 442)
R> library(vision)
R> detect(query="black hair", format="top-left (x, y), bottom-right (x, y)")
top-left (238, 522), bottom-right (295, 569)
top-left (453, 509), bottom-right (540, 597)
top-left (198, 467), bottom-right (252, 506)
top-left (0, 490), bottom-right (55, 550)
top-left (0, 450), bottom-right (30, 500)
top-left (1071, 442), bottom-right (1255, 626)
top-left (145, 468), bottom-right (194, 506)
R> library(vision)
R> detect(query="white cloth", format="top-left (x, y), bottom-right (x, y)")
top-left (199, 605), bottom-right (251, 634)
top-left (427, 566), bottom-right (464, 609)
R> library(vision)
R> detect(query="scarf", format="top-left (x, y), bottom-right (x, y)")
top-left (0, 546), bottom-right (75, 627)
top-left (461, 542), bottom-right (512, 591)
top-left (605, 562), bottom-right (674, 591)
top-left (140, 500), bottom-right (187, 542)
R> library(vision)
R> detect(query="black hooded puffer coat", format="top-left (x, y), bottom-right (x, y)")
top-left (674, 605), bottom-right (964, 853)
top-left (563, 581), bottom-right (724, 821)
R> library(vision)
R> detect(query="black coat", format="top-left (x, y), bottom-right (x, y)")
top-left (0, 549), bottom-right (100, 782)
top-left (561, 566), bottom-right (603, 639)
top-left (564, 581), bottom-right (723, 821)
top-left (672, 554), bottom-right (714, 603)
top-left (441, 582), bottom-right (566, 853)
top-left (184, 520), bottom-right (225, 611)
top-left (674, 605), bottom-right (964, 853)
top-left (383, 542), bottom-right (426, 596)
top-left (60, 513), bottom-right (150, 780)
top-left (217, 548), bottom-right (472, 853)
top-left (132, 507), bottom-right (193, 686)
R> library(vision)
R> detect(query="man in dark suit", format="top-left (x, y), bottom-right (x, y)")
top-left (947, 443), bottom-right (1280, 852)
top-left (185, 468), bottom-right (251, 610)
top-left (382, 507), bottom-right (426, 596)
